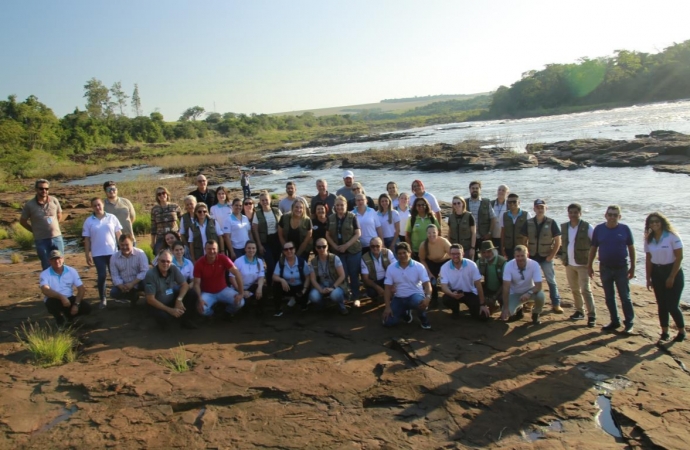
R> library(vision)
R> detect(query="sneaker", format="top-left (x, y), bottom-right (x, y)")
top-left (569, 311), bottom-right (585, 321)
top-left (514, 308), bottom-right (524, 320)
top-left (532, 313), bottom-right (541, 325)
top-left (587, 316), bottom-right (596, 328)
top-left (273, 310), bottom-right (284, 318)
top-left (404, 310), bottom-right (413, 324)
top-left (353, 300), bottom-right (361, 308)
top-left (338, 306), bottom-right (349, 316)
top-left (552, 305), bottom-right (564, 314)
top-left (287, 297), bottom-right (296, 308)
top-left (99, 299), bottom-right (107, 309)
top-left (602, 322), bottom-right (621, 332)
top-left (420, 319), bottom-right (432, 330)
top-left (660, 332), bottom-right (670, 341)
top-left (301, 300), bottom-right (311, 312)
top-left (451, 310), bottom-right (461, 320)
top-left (673, 332), bottom-right (686, 342)
top-left (623, 324), bottom-right (634, 334)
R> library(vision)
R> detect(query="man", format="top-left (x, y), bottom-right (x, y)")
top-left (439, 244), bottom-right (490, 320)
top-left (382, 242), bottom-right (433, 330)
top-left (500, 245), bottom-right (546, 324)
top-left (194, 240), bottom-right (245, 319)
top-left (521, 199), bottom-right (563, 314)
top-left (466, 181), bottom-right (496, 255)
top-left (477, 240), bottom-right (506, 312)
top-left (588, 205), bottom-right (635, 334)
top-left (336, 170), bottom-right (356, 201)
top-left (238, 167), bottom-right (254, 199)
top-left (20, 179), bottom-right (64, 270)
top-left (310, 178), bottom-right (336, 217)
top-left (189, 174), bottom-right (217, 207)
top-left (561, 203), bottom-right (596, 327)
top-left (144, 249), bottom-right (197, 329)
top-left (278, 181), bottom-right (307, 214)
top-left (308, 238), bottom-right (348, 315)
top-left (40, 250), bottom-right (90, 326)
top-left (500, 193), bottom-right (531, 260)
top-left (411, 179), bottom-right (442, 223)
top-left (491, 185), bottom-right (509, 248)
top-left (109, 234), bottom-right (149, 307)
top-left (103, 181), bottom-right (136, 244)
top-left (360, 237), bottom-right (396, 305)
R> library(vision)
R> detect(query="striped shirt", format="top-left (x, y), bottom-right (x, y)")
top-left (109, 248), bottom-right (150, 286)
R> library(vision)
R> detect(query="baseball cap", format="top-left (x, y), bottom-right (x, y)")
top-left (49, 249), bottom-right (63, 259)
top-left (534, 199), bottom-right (546, 206)
top-left (342, 170), bottom-right (354, 179)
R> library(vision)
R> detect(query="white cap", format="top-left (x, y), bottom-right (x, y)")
top-left (342, 170), bottom-right (354, 179)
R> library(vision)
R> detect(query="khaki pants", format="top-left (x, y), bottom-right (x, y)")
top-left (565, 265), bottom-right (595, 317)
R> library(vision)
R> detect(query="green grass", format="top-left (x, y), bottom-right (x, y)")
top-left (0, 227), bottom-right (9, 240)
top-left (132, 214), bottom-right (152, 236)
top-left (157, 343), bottom-right (194, 373)
top-left (15, 322), bottom-right (79, 367)
top-left (10, 253), bottom-right (23, 264)
top-left (10, 223), bottom-right (34, 250)
top-left (137, 241), bottom-right (154, 263)
top-left (61, 215), bottom-right (89, 238)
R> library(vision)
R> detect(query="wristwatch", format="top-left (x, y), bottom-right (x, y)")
top-left (176, 297), bottom-right (183, 302)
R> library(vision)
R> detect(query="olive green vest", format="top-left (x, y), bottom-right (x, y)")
top-left (255, 207), bottom-right (281, 244)
top-left (361, 250), bottom-right (391, 281)
top-left (502, 210), bottom-right (528, 252)
top-left (281, 212), bottom-right (311, 250)
top-left (448, 212), bottom-right (473, 249)
top-left (328, 212), bottom-right (362, 254)
top-left (560, 220), bottom-right (591, 266)
top-left (526, 217), bottom-right (555, 258)
top-left (310, 253), bottom-right (348, 291)
top-left (466, 197), bottom-right (492, 237)
top-left (180, 212), bottom-right (193, 239)
top-left (191, 218), bottom-right (219, 260)
top-left (478, 255), bottom-right (506, 281)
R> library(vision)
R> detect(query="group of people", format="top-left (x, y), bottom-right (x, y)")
top-left (21, 171), bottom-right (685, 342)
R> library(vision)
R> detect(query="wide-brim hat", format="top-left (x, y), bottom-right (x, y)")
top-left (480, 240), bottom-right (495, 252)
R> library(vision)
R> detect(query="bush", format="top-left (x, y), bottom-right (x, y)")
top-left (10, 223), bottom-right (34, 250)
top-left (137, 241), bottom-right (154, 263)
top-left (15, 322), bottom-right (78, 367)
top-left (61, 215), bottom-right (88, 238)
top-left (10, 252), bottom-right (23, 264)
top-left (0, 227), bottom-right (9, 240)
top-left (157, 343), bottom-right (194, 373)
top-left (132, 214), bottom-right (151, 235)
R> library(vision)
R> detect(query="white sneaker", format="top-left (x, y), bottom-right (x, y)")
top-left (287, 297), bottom-right (296, 308)
top-left (354, 300), bottom-right (361, 308)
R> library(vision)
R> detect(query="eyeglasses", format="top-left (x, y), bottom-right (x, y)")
top-left (157, 192), bottom-right (167, 197)
top-left (370, 245), bottom-right (381, 248)
top-left (159, 260), bottom-right (172, 264)
top-left (37, 187), bottom-right (49, 191)
top-left (450, 252), bottom-right (462, 257)
top-left (283, 247), bottom-right (295, 252)
top-left (316, 245), bottom-right (327, 249)
top-left (106, 187), bottom-right (117, 192)
top-left (452, 202), bottom-right (462, 206)
top-left (519, 268), bottom-right (525, 280)
top-left (233, 204), bottom-right (242, 207)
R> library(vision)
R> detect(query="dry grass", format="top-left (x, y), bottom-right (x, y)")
top-left (157, 343), bottom-right (195, 372)
top-left (10, 252), bottom-right (23, 264)
top-left (156, 152), bottom-right (262, 173)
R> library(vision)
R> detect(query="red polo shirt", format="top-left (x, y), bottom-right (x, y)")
top-left (193, 254), bottom-right (235, 294)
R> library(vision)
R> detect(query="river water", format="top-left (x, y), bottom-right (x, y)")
top-left (68, 100), bottom-right (690, 300)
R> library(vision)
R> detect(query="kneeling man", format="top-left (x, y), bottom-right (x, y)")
top-left (194, 240), bottom-right (245, 318)
top-left (145, 249), bottom-right (197, 329)
top-left (382, 242), bottom-right (432, 329)
top-left (500, 245), bottom-right (545, 324)
top-left (40, 250), bottom-right (90, 326)
top-left (360, 237), bottom-right (396, 305)
top-left (439, 244), bottom-right (490, 320)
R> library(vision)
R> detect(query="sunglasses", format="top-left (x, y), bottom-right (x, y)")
top-left (106, 187), bottom-right (117, 192)
top-left (283, 247), bottom-right (295, 251)
top-left (196, 210), bottom-right (208, 214)
top-left (452, 202), bottom-right (463, 205)
top-left (37, 187), bottom-right (49, 191)
top-left (244, 202), bottom-right (253, 206)
top-left (316, 245), bottom-right (327, 249)
top-left (370, 245), bottom-right (381, 248)
top-left (157, 192), bottom-right (167, 196)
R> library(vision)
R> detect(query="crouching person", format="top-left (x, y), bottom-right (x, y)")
top-left (194, 240), bottom-right (245, 320)
top-left (41, 250), bottom-right (90, 326)
top-left (477, 240), bottom-right (506, 312)
top-left (144, 249), bottom-right (198, 329)
top-left (500, 245), bottom-right (546, 325)
top-left (439, 244), bottom-right (490, 320)
top-left (109, 234), bottom-right (149, 307)
top-left (272, 241), bottom-right (311, 317)
top-left (360, 237), bottom-right (396, 306)
top-left (308, 238), bottom-right (348, 315)
top-left (231, 240), bottom-right (266, 316)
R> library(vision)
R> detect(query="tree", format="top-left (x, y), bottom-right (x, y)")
top-left (179, 106), bottom-right (205, 121)
top-left (110, 81), bottom-right (129, 116)
top-left (83, 78), bottom-right (114, 119)
top-left (131, 84), bottom-right (142, 117)
top-left (205, 112), bottom-right (222, 124)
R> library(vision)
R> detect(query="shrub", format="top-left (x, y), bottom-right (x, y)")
top-left (0, 227), bottom-right (9, 240)
top-left (137, 241), bottom-right (154, 263)
top-left (10, 252), bottom-right (23, 264)
top-left (15, 322), bottom-right (78, 367)
top-left (10, 223), bottom-right (34, 250)
top-left (158, 343), bottom-right (194, 373)
top-left (132, 214), bottom-right (151, 235)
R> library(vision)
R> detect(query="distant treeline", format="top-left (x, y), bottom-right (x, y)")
top-left (380, 94), bottom-right (474, 103)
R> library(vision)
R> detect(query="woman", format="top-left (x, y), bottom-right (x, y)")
top-left (377, 193), bottom-right (400, 251)
top-left (188, 202), bottom-right (224, 261)
top-left (347, 182), bottom-right (376, 211)
top-left (210, 187), bottom-right (231, 232)
top-left (223, 198), bottom-right (252, 260)
top-left (311, 202), bottom-right (330, 253)
top-left (272, 241), bottom-right (311, 317)
top-left (396, 192), bottom-right (411, 242)
top-left (645, 212), bottom-right (685, 342)
top-left (447, 196), bottom-right (476, 260)
top-left (83, 197), bottom-right (122, 308)
top-left (242, 197), bottom-right (256, 224)
top-left (406, 197), bottom-right (439, 260)
top-left (179, 195), bottom-right (196, 249)
top-left (252, 190), bottom-right (282, 282)
top-left (278, 200), bottom-right (313, 258)
top-left (233, 240), bottom-right (266, 315)
top-left (354, 193), bottom-right (383, 255)
top-left (387, 181), bottom-right (400, 209)
top-left (326, 196), bottom-right (362, 301)
top-left (418, 224), bottom-right (451, 307)
top-left (153, 231), bottom-right (184, 264)
top-left (411, 179), bottom-right (441, 222)
top-left (308, 238), bottom-right (348, 315)
top-left (151, 187), bottom-right (182, 253)
top-left (172, 240), bottom-right (195, 283)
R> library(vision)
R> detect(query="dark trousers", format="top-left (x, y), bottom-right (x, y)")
top-left (262, 234), bottom-right (281, 283)
top-left (425, 259), bottom-right (449, 304)
top-left (45, 296), bottom-right (92, 326)
top-left (272, 283), bottom-right (306, 312)
top-left (93, 255), bottom-right (112, 300)
top-left (365, 279), bottom-right (386, 299)
top-left (110, 281), bottom-right (145, 304)
top-left (442, 292), bottom-right (489, 321)
top-left (244, 282), bottom-right (264, 312)
top-left (242, 186), bottom-right (251, 199)
top-left (148, 288), bottom-right (198, 325)
top-left (651, 265), bottom-right (685, 329)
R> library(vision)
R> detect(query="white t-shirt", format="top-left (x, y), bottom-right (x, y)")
top-left (396, 208), bottom-right (411, 236)
top-left (187, 219), bottom-right (224, 248)
top-left (439, 259), bottom-right (482, 295)
top-left (384, 260), bottom-right (430, 298)
top-left (210, 203), bottom-right (232, 231)
top-left (644, 231), bottom-right (683, 265)
top-left (413, 192), bottom-right (441, 214)
top-left (82, 213), bottom-right (122, 257)
top-left (567, 221), bottom-right (594, 267)
top-left (502, 258), bottom-right (542, 294)
top-left (39, 265), bottom-right (83, 302)
top-left (232, 256), bottom-right (266, 288)
top-left (252, 209), bottom-right (279, 235)
top-left (377, 210), bottom-right (400, 239)
top-left (223, 214), bottom-right (251, 249)
top-left (360, 249), bottom-right (397, 281)
top-left (355, 207), bottom-right (382, 247)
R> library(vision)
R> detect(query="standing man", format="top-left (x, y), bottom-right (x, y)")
top-left (238, 168), bottom-right (254, 199)
top-left (491, 185), bottom-right (509, 248)
top-left (311, 178), bottom-right (336, 217)
top-left (466, 181), bottom-right (496, 255)
top-left (477, 240), bottom-right (506, 312)
top-left (194, 240), bottom-right (245, 319)
top-left (439, 244), bottom-right (490, 320)
top-left (382, 242), bottom-right (433, 330)
top-left (103, 181), bottom-right (136, 245)
top-left (189, 174), bottom-right (217, 207)
top-left (109, 234), bottom-right (149, 307)
top-left (588, 205), bottom-right (635, 334)
top-left (20, 179), bottom-right (64, 270)
top-left (360, 237), bottom-right (396, 304)
top-left (561, 203), bottom-right (596, 327)
top-left (521, 199), bottom-right (563, 314)
top-left (336, 170), bottom-right (356, 202)
top-left (40, 250), bottom-right (90, 326)
top-left (278, 181), bottom-right (307, 214)
top-left (500, 245), bottom-right (546, 325)
top-left (500, 193), bottom-right (531, 260)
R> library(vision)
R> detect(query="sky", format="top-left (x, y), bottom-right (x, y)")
top-left (1, 0), bottom-right (689, 120)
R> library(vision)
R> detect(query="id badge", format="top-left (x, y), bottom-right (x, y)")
top-left (165, 288), bottom-right (173, 295)
top-left (46, 217), bottom-right (52, 224)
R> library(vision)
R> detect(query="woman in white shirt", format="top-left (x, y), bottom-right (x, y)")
top-left (387, 181), bottom-right (400, 209)
top-left (644, 212), bottom-right (685, 342)
top-left (210, 187), bottom-right (232, 234)
top-left (223, 197), bottom-right (252, 260)
top-left (377, 193), bottom-right (400, 251)
top-left (83, 197), bottom-right (122, 308)
top-left (232, 240), bottom-right (266, 315)
top-left (354, 193), bottom-right (383, 255)
top-left (396, 192), bottom-right (411, 242)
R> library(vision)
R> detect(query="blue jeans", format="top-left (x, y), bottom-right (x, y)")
top-left (538, 259), bottom-right (561, 307)
top-left (93, 255), bottom-right (112, 300)
top-left (200, 287), bottom-right (244, 316)
top-left (308, 287), bottom-right (347, 311)
top-left (35, 236), bottom-right (65, 270)
top-left (600, 264), bottom-right (634, 327)
top-left (242, 186), bottom-right (251, 199)
top-left (382, 293), bottom-right (429, 327)
top-left (338, 251), bottom-right (362, 300)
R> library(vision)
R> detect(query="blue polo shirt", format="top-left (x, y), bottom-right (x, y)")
top-left (591, 223), bottom-right (634, 266)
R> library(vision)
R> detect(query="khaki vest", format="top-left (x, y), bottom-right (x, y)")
top-left (362, 250), bottom-right (391, 281)
top-left (526, 217), bottom-right (555, 258)
top-left (560, 220), bottom-right (591, 266)
top-left (502, 210), bottom-right (528, 251)
top-left (466, 197), bottom-right (492, 237)
top-left (281, 212), bottom-right (311, 250)
top-left (191, 218), bottom-right (219, 260)
top-left (448, 212), bottom-right (473, 249)
top-left (180, 212), bottom-right (193, 239)
top-left (328, 213), bottom-right (362, 254)
top-left (255, 207), bottom-right (281, 244)
top-left (310, 254), bottom-right (348, 291)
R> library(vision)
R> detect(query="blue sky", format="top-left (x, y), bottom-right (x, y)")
top-left (1, 0), bottom-right (689, 120)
